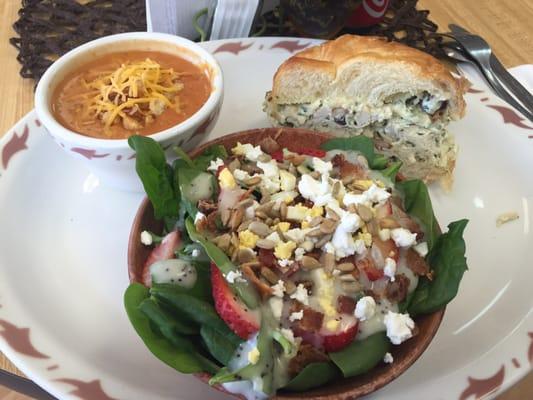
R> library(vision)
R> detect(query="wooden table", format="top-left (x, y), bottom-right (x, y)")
top-left (0, 0), bottom-right (531, 398)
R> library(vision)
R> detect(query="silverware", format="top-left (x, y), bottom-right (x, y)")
top-left (446, 24), bottom-right (533, 122)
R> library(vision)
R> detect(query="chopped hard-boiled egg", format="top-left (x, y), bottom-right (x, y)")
top-left (218, 168), bottom-right (237, 189)
top-left (274, 241), bottom-right (297, 259)
top-left (286, 204), bottom-right (311, 221)
top-left (239, 230), bottom-right (260, 249)
top-left (275, 222), bottom-right (291, 232)
top-left (279, 170), bottom-right (297, 191)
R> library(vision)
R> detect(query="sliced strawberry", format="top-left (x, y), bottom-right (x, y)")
top-left (295, 148), bottom-right (326, 158)
top-left (270, 150), bottom-right (284, 162)
top-left (322, 315), bottom-right (359, 352)
top-left (210, 264), bottom-right (260, 339)
top-left (356, 257), bottom-right (384, 281)
top-left (142, 231), bottom-right (181, 287)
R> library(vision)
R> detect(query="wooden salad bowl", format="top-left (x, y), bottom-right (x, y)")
top-left (128, 127), bottom-right (446, 400)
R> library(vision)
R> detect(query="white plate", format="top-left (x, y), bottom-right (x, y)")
top-left (1, 37), bottom-right (532, 400)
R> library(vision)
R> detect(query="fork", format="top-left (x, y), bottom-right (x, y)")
top-left (444, 24), bottom-right (533, 121)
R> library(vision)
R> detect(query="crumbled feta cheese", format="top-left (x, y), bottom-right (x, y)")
top-left (280, 328), bottom-right (295, 343)
top-left (354, 239), bottom-right (367, 255)
top-left (391, 228), bottom-right (417, 247)
top-left (290, 284), bottom-right (309, 305)
top-left (413, 242), bottom-right (429, 257)
top-left (269, 297), bottom-right (283, 319)
top-left (191, 249), bottom-right (200, 258)
top-left (384, 311), bottom-right (415, 345)
top-left (343, 184), bottom-right (391, 207)
top-left (194, 212), bottom-right (206, 224)
top-left (207, 157), bottom-right (224, 172)
top-left (289, 310), bottom-right (303, 322)
top-left (278, 259), bottom-right (294, 268)
top-left (312, 157), bottom-right (333, 175)
top-left (247, 347), bottom-right (260, 364)
top-left (298, 174), bottom-right (333, 206)
top-left (279, 170), bottom-right (297, 191)
top-left (271, 280), bottom-right (285, 298)
top-left (140, 230), bottom-right (153, 246)
top-left (378, 228), bottom-right (391, 241)
top-left (284, 228), bottom-right (308, 244)
top-left (265, 231), bottom-right (282, 245)
top-left (383, 352), bottom-right (394, 364)
top-left (354, 296), bottom-right (376, 321)
top-left (232, 142), bottom-right (264, 162)
top-left (330, 212), bottom-right (362, 258)
top-left (225, 270), bottom-right (245, 284)
top-left (294, 247), bottom-right (305, 261)
top-left (384, 257), bottom-right (397, 281)
top-left (257, 160), bottom-right (279, 177)
top-left (323, 242), bottom-right (335, 254)
top-left (244, 201), bottom-right (259, 219)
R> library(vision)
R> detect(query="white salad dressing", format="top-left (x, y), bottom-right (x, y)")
top-left (149, 259), bottom-right (197, 288)
top-left (357, 299), bottom-right (398, 340)
top-left (397, 250), bottom-right (419, 293)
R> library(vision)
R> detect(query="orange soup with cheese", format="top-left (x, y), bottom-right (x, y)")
top-left (51, 51), bottom-right (211, 139)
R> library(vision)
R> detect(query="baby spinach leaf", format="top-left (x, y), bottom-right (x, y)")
top-left (173, 146), bottom-right (195, 168)
top-left (128, 135), bottom-right (178, 219)
top-left (193, 144), bottom-right (228, 171)
top-left (320, 136), bottom-right (387, 169)
top-left (186, 218), bottom-right (260, 309)
top-left (150, 261), bottom-right (212, 303)
top-left (139, 297), bottom-right (198, 335)
top-left (329, 332), bottom-right (390, 378)
top-left (408, 219), bottom-right (469, 316)
top-left (381, 161), bottom-right (403, 181)
top-left (283, 362), bottom-right (339, 391)
top-left (124, 283), bottom-right (213, 374)
top-left (200, 324), bottom-right (242, 365)
top-left (396, 179), bottom-right (440, 250)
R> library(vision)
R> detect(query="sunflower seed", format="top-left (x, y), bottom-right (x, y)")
top-left (379, 217), bottom-right (401, 229)
top-left (341, 175), bottom-right (355, 185)
top-left (231, 232), bottom-right (240, 249)
top-left (256, 239), bottom-right (276, 249)
top-left (326, 207), bottom-right (340, 221)
top-left (227, 158), bottom-right (241, 172)
top-left (301, 256), bottom-right (321, 270)
top-left (307, 228), bottom-right (324, 237)
top-left (280, 202), bottom-right (288, 220)
top-left (284, 280), bottom-right (296, 294)
top-left (347, 204), bottom-right (358, 214)
top-left (214, 233), bottom-right (231, 251)
top-left (238, 248), bottom-right (256, 263)
top-left (301, 241), bottom-right (314, 252)
top-left (229, 208), bottom-right (244, 231)
top-left (357, 204), bottom-right (374, 222)
top-left (323, 252), bottom-right (335, 272)
top-left (257, 153), bottom-right (272, 163)
top-left (220, 209), bottom-right (231, 226)
top-left (341, 281), bottom-right (362, 293)
top-left (255, 210), bottom-right (268, 220)
top-left (260, 267), bottom-right (279, 284)
top-left (337, 262), bottom-right (355, 272)
top-left (332, 181), bottom-right (341, 198)
top-left (314, 234), bottom-right (332, 248)
top-left (237, 219), bottom-right (252, 232)
top-left (320, 218), bottom-right (338, 234)
top-left (244, 176), bottom-right (262, 186)
top-left (237, 198), bottom-right (254, 209)
top-left (339, 273), bottom-right (356, 282)
top-left (308, 216), bottom-right (323, 227)
top-left (310, 171), bottom-right (321, 179)
top-left (249, 221), bottom-right (271, 237)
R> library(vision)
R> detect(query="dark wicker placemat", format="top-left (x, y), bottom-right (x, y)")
top-left (10, 0), bottom-right (146, 81)
top-left (10, 0), bottom-right (444, 82)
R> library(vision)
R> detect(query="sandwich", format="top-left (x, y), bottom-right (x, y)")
top-left (263, 35), bottom-right (467, 187)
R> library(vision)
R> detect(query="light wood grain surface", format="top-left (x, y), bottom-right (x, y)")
top-left (0, 0), bottom-right (532, 398)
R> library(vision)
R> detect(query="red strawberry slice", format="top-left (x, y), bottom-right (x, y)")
top-left (270, 150), bottom-right (284, 162)
top-left (356, 257), bottom-right (384, 281)
top-left (142, 231), bottom-right (181, 287)
top-left (322, 315), bottom-right (359, 352)
top-left (211, 264), bottom-right (260, 339)
top-left (295, 148), bottom-right (326, 158)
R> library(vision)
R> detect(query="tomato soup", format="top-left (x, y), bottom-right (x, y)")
top-left (52, 51), bottom-right (211, 139)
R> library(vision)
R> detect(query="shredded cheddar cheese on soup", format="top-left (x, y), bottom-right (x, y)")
top-left (80, 58), bottom-right (183, 134)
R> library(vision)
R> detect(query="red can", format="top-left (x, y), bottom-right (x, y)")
top-left (346, 0), bottom-right (390, 28)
